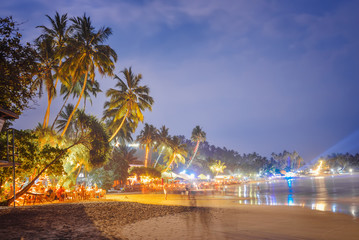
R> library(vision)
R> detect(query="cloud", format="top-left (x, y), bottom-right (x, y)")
top-left (5, 0), bottom-right (359, 161)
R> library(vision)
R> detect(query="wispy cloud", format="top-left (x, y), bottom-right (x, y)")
top-left (4, 0), bottom-right (359, 160)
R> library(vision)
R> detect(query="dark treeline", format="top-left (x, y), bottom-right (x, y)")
top-left (152, 136), bottom-right (359, 176)
top-left (151, 135), bottom-right (305, 177)
top-left (320, 153), bottom-right (359, 173)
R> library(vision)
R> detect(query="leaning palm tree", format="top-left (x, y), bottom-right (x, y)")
top-left (136, 123), bottom-right (158, 167)
top-left (3, 111), bottom-right (110, 206)
top-left (187, 125), bottom-right (206, 168)
top-left (32, 37), bottom-right (57, 128)
top-left (154, 125), bottom-right (170, 167)
top-left (106, 117), bottom-right (135, 146)
top-left (37, 12), bottom-right (71, 127)
top-left (60, 14), bottom-right (117, 136)
top-left (163, 136), bottom-right (187, 172)
top-left (103, 67), bottom-right (154, 142)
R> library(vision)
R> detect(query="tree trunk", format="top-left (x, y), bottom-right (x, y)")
top-left (54, 60), bottom-right (62, 89)
top-left (144, 146), bottom-right (149, 167)
top-left (50, 89), bottom-right (72, 131)
top-left (43, 93), bottom-right (52, 128)
top-left (61, 70), bottom-right (88, 137)
top-left (164, 154), bottom-right (175, 172)
top-left (108, 109), bottom-right (129, 142)
top-left (187, 141), bottom-right (200, 168)
top-left (1, 145), bottom-right (74, 206)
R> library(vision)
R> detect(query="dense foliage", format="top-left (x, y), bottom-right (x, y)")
top-left (320, 153), bottom-right (359, 172)
top-left (0, 130), bottom-right (66, 201)
top-left (151, 135), bottom-right (307, 177)
top-left (0, 17), bottom-right (38, 117)
top-left (89, 146), bottom-right (134, 190)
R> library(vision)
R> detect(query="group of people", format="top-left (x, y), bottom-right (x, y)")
top-left (22, 183), bottom-right (105, 205)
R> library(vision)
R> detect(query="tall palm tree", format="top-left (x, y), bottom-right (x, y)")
top-left (154, 125), bottom-right (170, 167)
top-left (103, 67), bottom-right (154, 142)
top-left (136, 123), bottom-right (158, 167)
top-left (187, 125), bottom-right (206, 168)
top-left (37, 12), bottom-right (71, 128)
top-left (164, 136), bottom-right (187, 172)
top-left (32, 37), bottom-right (57, 128)
top-left (108, 145), bottom-right (136, 183)
top-left (60, 14), bottom-right (117, 136)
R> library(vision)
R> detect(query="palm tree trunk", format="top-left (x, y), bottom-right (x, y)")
top-left (144, 146), bottom-right (149, 167)
top-left (50, 90), bottom-right (72, 131)
top-left (187, 141), bottom-right (200, 168)
top-left (108, 109), bottom-right (129, 142)
top-left (46, 98), bottom-right (52, 127)
top-left (61, 70), bottom-right (88, 137)
top-left (43, 93), bottom-right (52, 128)
top-left (164, 154), bottom-right (175, 172)
top-left (42, 93), bottom-right (51, 128)
top-left (54, 60), bottom-right (62, 89)
top-left (45, 59), bottom-right (63, 128)
top-left (1, 144), bottom-right (74, 206)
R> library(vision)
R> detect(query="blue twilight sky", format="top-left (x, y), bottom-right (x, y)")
top-left (2, 0), bottom-right (359, 162)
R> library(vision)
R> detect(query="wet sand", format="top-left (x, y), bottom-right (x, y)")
top-left (0, 194), bottom-right (358, 239)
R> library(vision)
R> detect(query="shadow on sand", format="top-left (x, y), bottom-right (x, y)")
top-left (0, 203), bottom-right (109, 239)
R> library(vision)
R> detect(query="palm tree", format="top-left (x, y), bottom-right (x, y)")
top-left (37, 12), bottom-right (71, 128)
top-left (210, 160), bottom-right (226, 176)
top-left (187, 125), bottom-right (206, 168)
top-left (60, 14), bottom-right (117, 136)
top-left (32, 37), bottom-right (57, 128)
top-left (154, 125), bottom-right (170, 167)
top-left (136, 123), bottom-right (158, 167)
top-left (103, 67), bottom-right (154, 142)
top-left (106, 145), bottom-right (136, 184)
top-left (164, 136), bottom-right (187, 172)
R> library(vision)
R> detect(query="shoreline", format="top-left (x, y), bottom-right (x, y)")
top-left (1, 194), bottom-right (358, 239)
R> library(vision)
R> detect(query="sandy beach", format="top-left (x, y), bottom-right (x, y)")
top-left (0, 193), bottom-right (358, 239)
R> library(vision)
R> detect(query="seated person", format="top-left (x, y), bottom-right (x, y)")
top-left (45, 187), bottom-right (55, 201)
top-left (56, 186), bottom-right (65, 201)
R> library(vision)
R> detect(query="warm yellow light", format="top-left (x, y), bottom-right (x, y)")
top-left (313, 160), bottom-right (323, 175)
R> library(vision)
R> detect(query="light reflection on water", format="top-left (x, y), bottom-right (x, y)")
top-left (232, 173), bottom-right (359, 218)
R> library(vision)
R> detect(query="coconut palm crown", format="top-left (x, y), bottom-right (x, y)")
top-left (164, 136), bottom-right (187, 172)
top-left (103, 67), bottom-right (154, 142)
top-left (154, 125), bottom-right (170, 167)
top-left (60, 13), bottom-right (117, 136)
top-left (36, 12), bottom-right (71, 128)
top-left (136, 123), bottom-right (158, 167)
top-left (187, 125), bottom-right (206, 168)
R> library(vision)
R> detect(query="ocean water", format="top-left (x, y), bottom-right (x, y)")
top-left (229, 173), bottom-right (359, 218)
